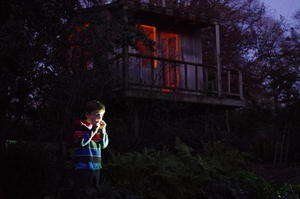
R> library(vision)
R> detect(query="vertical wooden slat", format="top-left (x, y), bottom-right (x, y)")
top-left (162, 60), bottom-right (165, 88)
top-left (122, 48), bottom-right (129, 88)
top-left (227, 70), bottom-right (231, 94)
top-left (138, 56), bottom-right (142, 84)
top-left (184, 63), bottom-right (188, 89)
top-left (215, 24), bottom-right (222, 97)
top-left (239, 70), bottom-right (244, 100)
top-left (151, 57), bottom-right (154, 87)
top-left (173, 62), bottom-right (176, 90)
top-left (195, 65), bottom-right (198, 91)
top-left (205, 67), bottom-right (209, 92)
top-left (116, 57), bottom-right (120, 77)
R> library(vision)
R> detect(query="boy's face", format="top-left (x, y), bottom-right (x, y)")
top-left (85, 109), bottom-right (105, 126)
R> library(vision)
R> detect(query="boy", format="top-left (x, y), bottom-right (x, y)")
top-left (72, 100), bottom-right (109, 199)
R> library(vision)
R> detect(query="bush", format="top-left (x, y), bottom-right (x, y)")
top-left (103, 138), bottom-right (293, 199)
top-left (0, 139), bottom-right (297, 199)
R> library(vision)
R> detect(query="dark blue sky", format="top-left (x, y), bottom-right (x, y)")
top-left (261, 0), bottom-right (299, 24)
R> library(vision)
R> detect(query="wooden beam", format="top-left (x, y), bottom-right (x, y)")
top-left (124, 89), bottom-right (246, 107)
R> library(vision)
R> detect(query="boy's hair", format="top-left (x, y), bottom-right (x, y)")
top-left (84, 100), bottom-right (105, 114)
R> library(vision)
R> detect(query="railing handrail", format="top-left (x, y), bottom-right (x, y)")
top-left (128, 53), bottom-right (216, 69)
top-left (129, 53), bottom-right (242, 75)
top-left (123, 52), bottom-right (244, 99)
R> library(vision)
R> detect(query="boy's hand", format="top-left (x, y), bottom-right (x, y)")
top-left (97, 120), bottom-right (106, 129)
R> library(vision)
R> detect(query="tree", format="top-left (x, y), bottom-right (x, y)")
top-left (0, 0), bottom-right (147, 141)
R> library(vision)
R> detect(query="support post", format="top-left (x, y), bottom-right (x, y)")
top-left (215, 23), bottom-right (222, 97)
top-left (238, 70), bottom-right (244, 100)
top-left (133, 106), bottom-right (140, 141)
top-left (122, 4), bottom-right (129, 89)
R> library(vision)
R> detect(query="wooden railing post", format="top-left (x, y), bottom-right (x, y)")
top-left (239, 70), bottom-right (244, 100)
top-left (173, 62), bottom-right (177, 90)
top-left (122, 4), bottom-right (129, 89)
top-left (184, 63), bottom-right (188, 89)
top-left (204, 68), bottom-right (208, 92)
top-left (122, 47), bottom-right (129, 88)
top-left (214, 23), bottom-right (222, 97)
top-left (227, 70), bottom-right (231, 94)
top-left (195, 65), bottom-right (198, 91)
top-left (162, 60), bottom-right (165, 87)
top-left (151, 57), bottom-right (154, 87)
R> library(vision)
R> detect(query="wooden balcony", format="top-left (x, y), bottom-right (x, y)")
top-left (113, 53), bottom-right (245, 108)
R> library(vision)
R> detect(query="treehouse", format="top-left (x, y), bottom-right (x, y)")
top-left (78, 0), bottom-right (245, 108)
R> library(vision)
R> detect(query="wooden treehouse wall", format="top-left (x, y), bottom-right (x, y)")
top-left (127, 25), bottom-right (209, 93)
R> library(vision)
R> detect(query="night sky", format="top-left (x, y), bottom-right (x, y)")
top-left (261, 0), bottom-right (300, 24)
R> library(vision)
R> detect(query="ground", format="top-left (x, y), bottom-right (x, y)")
top-left (254, 164), bottom-right (300, 184)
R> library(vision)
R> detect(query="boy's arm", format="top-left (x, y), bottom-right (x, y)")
top-left (73, 125), bottom-right (100, 147)
top-left (80, 129), bottom-right (98, 147)
top-left (101, 127), bottom-right (109, 149)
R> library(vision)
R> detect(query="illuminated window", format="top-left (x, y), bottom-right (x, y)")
top-left (160, 32), bottom-right (180, 60)
top-left (68, 24), bottom-right (93, 70)
top-left (160, 32), bottom-right (180, 91)
top-left (136, 25), bottom-right (158, 68)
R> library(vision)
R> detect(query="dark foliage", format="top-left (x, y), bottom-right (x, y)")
top-left (1, 139), bottom-right (299, 199)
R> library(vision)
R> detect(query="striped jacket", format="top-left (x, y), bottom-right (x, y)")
top-left (72, 120), bottom-right (109, 170)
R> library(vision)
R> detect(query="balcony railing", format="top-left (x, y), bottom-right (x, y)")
top-left (114, 53), bottom-right (243, 100)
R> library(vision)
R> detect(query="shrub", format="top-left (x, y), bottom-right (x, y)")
top-left (103, 138), bottom-right (290, 199)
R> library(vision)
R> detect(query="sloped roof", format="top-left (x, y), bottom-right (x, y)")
top-left (78, 0), bottom-right (216, 30)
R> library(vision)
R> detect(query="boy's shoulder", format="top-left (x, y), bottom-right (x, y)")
top-left (74, 120), bottom-right (93, 131)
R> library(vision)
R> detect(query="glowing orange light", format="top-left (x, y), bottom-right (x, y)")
top-left (67, 23), bottom-right (93, 70)
top-left (136, 25), bottom-right (158, 68)
top-left (160, 32), bottom-right (180, 92)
